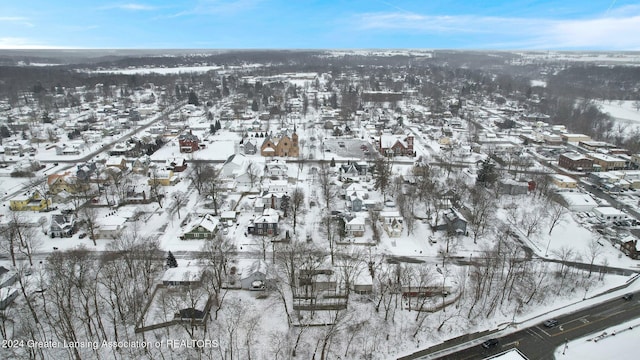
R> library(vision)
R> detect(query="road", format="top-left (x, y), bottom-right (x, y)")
top-left (400, 290), bottom-right (640, 360)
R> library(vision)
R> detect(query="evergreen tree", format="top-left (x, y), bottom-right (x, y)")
top-left (251, 99), bottom-right (259, 112)
top-left (280, 195), bottom-right (290, 217)
top-left (188, 90), bottom-right (200, 106)
top-left (476, 158), bottom-right (498, 186)
top-left (166, 251), bottom-right (178, 268)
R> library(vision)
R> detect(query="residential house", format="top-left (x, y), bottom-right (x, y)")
top-left (238, 259), bottom-right (268, 290)
top-left (10, 191), bottom-right (51, 211)
top-left (96, 215), bottom-right (127, 239)
top-left (434, 208), bottom-right (468, 235)
top-left (379, 134), bottom-right (415, 157)
top-left (105, 156), bottom-right (128, 171)
top-left (262, 192), bottom-right (287, 210)
top-left (248, 208), bottom-right (279, 236)
top-left (131, 156), bottom-right (151, 174)
top-left (221, 153), bottom-right (262, 189)
top-left (351, 272), bottom-right (373, 294)
top-left (265, 179), bottom-right (289, 194)
top-left (162, 266), bottom-right (205, 286)
top-left (340, 162), bottom-right (368, 182)
top-left (298, 269), bottom-right (337, 293)
top-left (178, 131), bottom-right (200, 153)
top-left (260, 129), bottom-right (299, 157)
top-left (55, 143), bottom-right (81, 156)
top-left (242, 139), bottom-right (258, 155)
top-left (379, 210), bottom-right (403, 237)
top-left (264, 160), bottom-right (289, 178)
top-left (181, 214), bottom-right (220, 240)
top-left (49, 214), bottom-right (76, 238)
top-left (47, 171), bottom-right (86, 194)
top-left (123, 186), bottom-right (149, 204)
top-left (345, 216), bottom-right (366, 237)
top-left (558, 152), bottom-right (594, 172)
top-left (165, 157), bottom-right (187, 172)
top-left (76, 162), bottom-right (98, 182)
top-left (220, 211), bottom-right (237, 227)
top-left (108, 141), bottom-right (136, 156)
top-left (148, 169), bottom-right (179, 186)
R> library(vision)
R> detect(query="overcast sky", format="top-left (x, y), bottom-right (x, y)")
top-left (1, 0), bottom-right (639, 50)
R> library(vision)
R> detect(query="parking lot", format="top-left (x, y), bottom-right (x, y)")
top-left (323, 138), bottom-right (376, 159)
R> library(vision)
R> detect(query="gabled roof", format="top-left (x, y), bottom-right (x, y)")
top-left (187, 214), bottom-right (219, 233)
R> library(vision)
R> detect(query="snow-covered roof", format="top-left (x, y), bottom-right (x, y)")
top-left (162, 266), bottom-right (204, 283)
top-left (347, 216), bottom-right (366, 226)
top-left (559, 193), bottom-right (598, 207)
top-left (237, 259), bottom-right (267, 279)
top-left (593, 207), bottom-right (626, 216)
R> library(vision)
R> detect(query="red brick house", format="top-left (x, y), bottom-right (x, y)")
top-left (178, 131), bottom-right (199, 153)
top-left (379, 134), bottom-right (415, 157)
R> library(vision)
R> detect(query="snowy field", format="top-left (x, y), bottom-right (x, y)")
top-left (596, 100), bottom-right (640, 133)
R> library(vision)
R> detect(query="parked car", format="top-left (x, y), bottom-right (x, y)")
top-left (78, 233), bottom-right (87, 239)
top-left (543, 319), bottom-right (559, 328)
top-left (623, 293), bottom-right (634, 301)
top-left (482, 338), bottom-right (499, 349)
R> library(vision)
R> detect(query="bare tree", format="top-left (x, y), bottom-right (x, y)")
top-left (318, 160), bottom-right (336, 210)
top-left (203, 165), bottom-right (223, 215)
top-left (246, 161), bottom-right (261, 190)
top-left (290, 187), bottom-right (305, 234)
top-left (167, 190), bottom-right (188, 219)
top-left (585, 237), bottom-right (603, 278)
top-left (148, 168), bottom-right (164, 208)
top-left (189, 160), bottom-right (208, 194)
top-left (200, 234), bottom-right (236, 319)
top-left (546, 198), bottom-right (568, 235)
top-left (467, 186), bottom-right (495, 244)
top-left (80, 206), bottom-right (98, 246)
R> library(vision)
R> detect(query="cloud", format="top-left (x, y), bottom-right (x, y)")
top-left (101, 3), bottom-right (157, 11)
top-left (353, 7), bottom-right (640, 50)
top-left (0, 16), bottom-right (34, 27)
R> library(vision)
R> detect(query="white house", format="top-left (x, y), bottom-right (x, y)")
top-left (96, 215), bottom-right (127, 239)
top-left (345, 216), bottom-right (366, 237)
top-left (264, 160), bottom-right (289, 178)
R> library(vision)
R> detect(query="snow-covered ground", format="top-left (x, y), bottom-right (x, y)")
top-left (597, 100), bottom-right (640, 133)
top-left (554, 318), bottom-right (640, 359)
